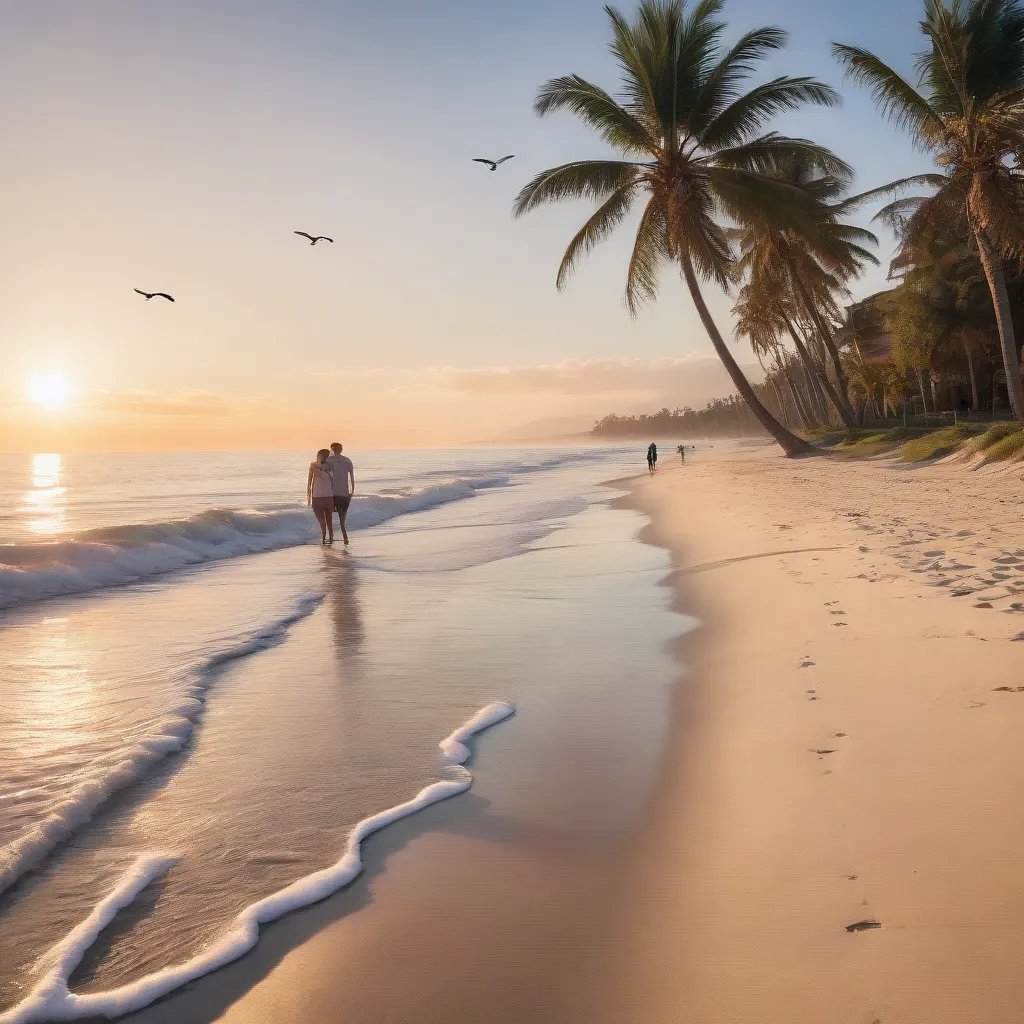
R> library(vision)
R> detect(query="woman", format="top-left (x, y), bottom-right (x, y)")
top-left (646, 442), bottom-right (658, 475)
top-left (307, 448), bottom-right (335, 544)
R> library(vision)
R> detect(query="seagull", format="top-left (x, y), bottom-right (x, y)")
top-left (294, 231), bottom-right (334, 245)
top-left (134, 289), bottom-right (174, 302)
top-left (473, 155), bottom-right (515, 171)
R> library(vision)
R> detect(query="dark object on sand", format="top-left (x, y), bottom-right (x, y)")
top-left (294, 231), bottom-right (333, 245)
top-left (134, 289), bottom-right (174, 302)
top-left (993, 685), bottom-right (1024, 692)
top-left (473, 155), bottom-right (515, 171)
top-left (846, 920), bottom-right (881, 932)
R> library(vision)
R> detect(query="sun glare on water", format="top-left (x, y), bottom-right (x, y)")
top-left (26, 371), bottom-right (72, 410)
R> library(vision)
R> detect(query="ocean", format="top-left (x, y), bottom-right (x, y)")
top-left (0, 447), bottom-right (685, 1022)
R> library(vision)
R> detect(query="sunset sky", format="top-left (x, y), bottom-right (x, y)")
top-left (0, 0), bottom-right (923, 452)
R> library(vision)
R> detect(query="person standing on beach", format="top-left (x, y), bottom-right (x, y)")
top-left (326, 442), bottom-right (355, 547)
top-left (307, 448), bottom-right (335, 545)
top-left (677, 443), bottom-right (686, 465)
top-left (647, 442), bottom-right (658, 474)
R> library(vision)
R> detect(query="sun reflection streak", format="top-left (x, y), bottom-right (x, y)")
top-left (25, 453), bottom-right (67, 536)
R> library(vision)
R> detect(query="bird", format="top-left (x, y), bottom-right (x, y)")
top-left (134, 289), bottom-right (174, 302)
top-left (294, 231), bottom-right (334, 245)
top-left (473, 155), bottom-right (515, 171)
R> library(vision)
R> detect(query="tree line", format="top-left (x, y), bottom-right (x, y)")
top-left (515, 0), bottom-right (1024, 455)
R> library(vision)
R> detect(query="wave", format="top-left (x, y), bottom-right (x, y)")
top-left (0, 701), bottom-right (515, 1024)
top-left (0, 455), bottom-right (601, 611)
top-left (0, 591), bottom-right (323, 900)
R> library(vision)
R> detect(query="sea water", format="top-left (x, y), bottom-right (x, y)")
top-left (0, 447), bottom-right (686, 1020)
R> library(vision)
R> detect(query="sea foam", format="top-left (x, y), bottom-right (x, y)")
top-left (0, 454), bottom-right (600, 611)
top-left (0, 701), bottom-right (515, 1024)
top-left (0, 591), bottom-right (324, 899)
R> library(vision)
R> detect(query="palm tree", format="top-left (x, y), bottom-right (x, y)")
top-left (732, 153), bottom-right (879, 425)
top-left (734, 258), bottom-right (858, 424)
top-left (834, 0), bottom-right (1024, 419)
top-left (513, 0), bottom-right (848, 456)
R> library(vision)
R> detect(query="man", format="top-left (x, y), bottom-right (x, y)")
top-left (325, 442), bottom-right (355, 546)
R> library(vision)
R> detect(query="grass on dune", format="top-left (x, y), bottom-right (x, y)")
top-left (841, 427), bottom-right (916, 456)
top-left (963, 421), bottom-right (1024, 461)
top-left (898, 425), bottom-right (974, 462)
top-left (981, 426), bottom-right (1024, 462)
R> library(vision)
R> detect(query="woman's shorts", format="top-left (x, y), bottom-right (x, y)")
top-left (312, 496), bottom-right (334, 514)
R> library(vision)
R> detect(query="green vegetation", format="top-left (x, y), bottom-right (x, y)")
top-left (516, 0), bottom-right (846, 456)
top-left (979, 425), bottom-right (1024, 462)
top-left (558, 0), bottom-right (1024, 454)
top-left (898, 425), bottom-right (974, 462)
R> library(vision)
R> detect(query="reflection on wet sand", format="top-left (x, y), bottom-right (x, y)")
top-left (324, 556), bottom-right (365, 675)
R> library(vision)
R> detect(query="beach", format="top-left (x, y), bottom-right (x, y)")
top-left (3, 442), bottom-right (1023, 1022)
top-left (120, 441), bottom-right (1024, 1024)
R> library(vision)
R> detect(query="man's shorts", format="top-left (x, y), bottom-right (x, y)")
top-left (333, 495), bottom-right (352, 518)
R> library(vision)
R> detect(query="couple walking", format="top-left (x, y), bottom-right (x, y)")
top-left (307, 443), bottom-right (355, 546)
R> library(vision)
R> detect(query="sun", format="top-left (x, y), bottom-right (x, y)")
top-left (26, 371), bottom-right (72, 410)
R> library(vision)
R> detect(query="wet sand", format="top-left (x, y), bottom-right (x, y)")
top-left (129, 443), bottom-right (1024, 1024)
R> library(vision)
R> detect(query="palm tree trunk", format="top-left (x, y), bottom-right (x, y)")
top-left (915, 368), bottom-right (928, 413)
top-left (972, 225), bottom-right (1024, 420)
top-left (680, 256), bottom-right (814, 456)
top-left (782, 315), bottom-right (854, 426)
top-left (784, 371), bottom-right (814, 429)
top-left (789, 264), bottom-right (857, 422)
top-left (962, 335), bottom-right (978, 411)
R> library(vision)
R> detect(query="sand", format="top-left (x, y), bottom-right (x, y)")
top-left (595, 442), bottom-right (1024, 1024)
top-left (128, 442), bottom-right (1024, 1024)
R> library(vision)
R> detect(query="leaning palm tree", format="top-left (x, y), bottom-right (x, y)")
top-left (514, 0), bottom-right (848, 456)
top-left (834, 0), bottom-right (1024, 419)
top-left (733, 153), bottom-right (880, 423)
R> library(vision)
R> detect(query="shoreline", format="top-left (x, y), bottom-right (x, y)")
top-left (590, 445), bottom-right (1024, 1023)
top-left (68, 445), bottom-right (1024, 1022)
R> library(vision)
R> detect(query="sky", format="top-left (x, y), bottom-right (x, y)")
top-left (0, 0), bottom-right (928, 452)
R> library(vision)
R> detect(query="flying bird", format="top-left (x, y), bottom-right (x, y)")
top-left (134, 289), bottom-right (174, 302)
top-left (473, 155), bottom-right (515, 171)
top-left (294, 231), bottom-right (334, 245)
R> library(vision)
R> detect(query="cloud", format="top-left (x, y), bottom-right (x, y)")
top-left (446, 355), bottom-right (761, 404)
top-left (89, 389), bottom-right (269, 417)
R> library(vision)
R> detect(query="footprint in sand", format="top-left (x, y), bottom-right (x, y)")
top-left (800, 659), bottom-right (816, 668)
top-left (993, 686), bottom-right (1024, 693)
top-left (846, 920), bottom-right (882, 933)
top-left (832, 622), bottom-right (848, 627)
top-left (975, 602), bottom-right (994, 609)
top-left (829, 610), bottom-right (846, 616)
top-left (846, 874), bottom-right (858, 881)
top-left (924, 549), bottom-right (945, 557)
top-left (813, 749), bottom-right (836, 757)
top-left (833, 731), bottom-right (847, 738)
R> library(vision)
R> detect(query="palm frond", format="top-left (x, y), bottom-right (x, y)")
top-left (513, 161), bottom-right (644, 216)
top-left (712, 134), bottom-right (852, 178)
top-left (686, 27), bottom-right (789, 137)
top-left (534, 75), bottom-right (657, 154)
top-left (624, 198), bottom-right (670, 314)
top-left (556, 183), bottom-right (642, 290)
top-left (697, 76), bottom-right (840, 149)
top-left (832, 43), bottom-right (945, 146)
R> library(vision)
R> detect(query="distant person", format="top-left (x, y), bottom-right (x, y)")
top-left (325, 441), bottom-right (355, 547)
top-left (647, 442), bottom-right (658, 474)
top-left (307, 448), bottom-right (335, 545)
top-left (676, 443), bottom-right (686, 465)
